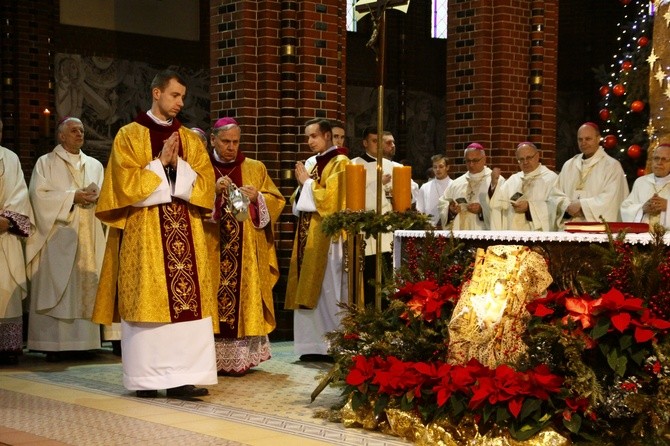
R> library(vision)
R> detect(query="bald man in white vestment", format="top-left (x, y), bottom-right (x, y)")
top-left (552, 122), bottom-right (628, 228)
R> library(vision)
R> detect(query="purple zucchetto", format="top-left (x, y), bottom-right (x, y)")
top-left (466, 142), bottom-right (485, 151)
top-left (213, 117), bottom-right (239, 129)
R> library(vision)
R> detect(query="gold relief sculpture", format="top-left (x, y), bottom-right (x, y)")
top-left (447, 245), bottom-right (552, 369)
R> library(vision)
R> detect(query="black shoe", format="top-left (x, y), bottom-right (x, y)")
top-left (166, 385), bottom-right (208, 398)
top-left (45, 352), bottom-right (62, 362)
top-left (135, 390), bottom-right (158, 398)
top-left (111, 341), bottom-right (122, 357)
top-left (299, 354), bottom-right (334, 363)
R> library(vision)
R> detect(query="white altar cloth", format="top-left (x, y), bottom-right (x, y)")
top-left (393, 230), bottom-right (670, 269)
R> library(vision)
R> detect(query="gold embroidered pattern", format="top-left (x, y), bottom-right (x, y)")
top-left (296, 211), bottom-right (312, 277)
top-left (162, 202), bottom-right (199, 318)
top-left (218, 212), bottom-right (240, 329)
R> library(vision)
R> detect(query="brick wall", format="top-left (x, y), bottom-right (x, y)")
top-left (445, 0), bottom-right (558, 178)
top-left (210, 0), bottom-right (347, 339)
top-left (0, 1), bottom-right (57, 175)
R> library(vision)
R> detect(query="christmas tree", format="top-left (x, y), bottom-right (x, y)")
top-left (594, 0), bottom-right (653, 186)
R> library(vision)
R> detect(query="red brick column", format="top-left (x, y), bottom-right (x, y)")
top-left (445, 0), bottom-right (558, 175)
top-left (210, 0), bottom-right (347, 338)
top-left (0, 1), bottom-right (56, 175)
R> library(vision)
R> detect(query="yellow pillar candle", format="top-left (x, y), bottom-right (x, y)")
top-left (345, 164), bottom-right (366, 211)
top-left (392, 165), bottom-right (412, 212)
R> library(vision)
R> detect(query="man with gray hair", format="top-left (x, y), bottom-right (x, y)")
top-left (438, 143), bottom-right (505, 230)
top-left (491, 142), bottom-right (559, 231)
top-left (26, 117), bottom-right (106, 361)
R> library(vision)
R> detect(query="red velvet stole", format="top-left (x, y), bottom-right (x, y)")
top-left (296, 147), bottom-right (348, 277)
top-left (210, 152), bottom-right (246, 337)
top-left (135, 113), bottom-right (202, 323)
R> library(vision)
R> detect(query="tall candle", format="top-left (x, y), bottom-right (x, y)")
top-left (392, 166), bottom-right (412, 212)
top-left (346, 164), bottom-right (366, 211)
top-left (42, 108), bottom-right (51, 137)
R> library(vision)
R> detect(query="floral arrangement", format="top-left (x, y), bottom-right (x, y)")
top-left (322, 228), bottom-right (670, 444)
top-left (321, 209), bottom-right (433, 239)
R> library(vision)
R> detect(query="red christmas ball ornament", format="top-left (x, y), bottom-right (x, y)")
top-left (599, 108), bottom-right (610, 121)
top-left (612, 84), bottom-right (626, 96)
top-left (638, 36), bottom-right (649, 47)
top-left (620, 0), bottom-right (631, 4)
top-left (630, 100), bottom-right (645, 112)
top-left (603, 134), bottom-right (618, 149)
top-left (637, 167), bottom-right (646, 177)
top-left (599, 85), bottom-right (611, 97)
top-left (627, 144), bottom-right (642, 159)
top-left (621, 60), bottom-right (633, 71)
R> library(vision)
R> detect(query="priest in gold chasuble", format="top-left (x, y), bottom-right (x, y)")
top-left (285, 119), bottom-right (349, 359)
top-left (93, 70), bottom-right (217, 398)
top-left (205, 117), bottom-right (285, 375)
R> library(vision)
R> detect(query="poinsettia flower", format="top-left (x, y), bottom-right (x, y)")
top-left (452, 360), bottom-right (483, 390)
top-left (346, 355), bottom-right (376, 388)
top-left (527, 289), bottom-right (569, 318)
top-left (529, 303), bottom-right (555, 318)
top-left (563, 296), bottom-right (602, 329)
top-left (563, 396), bottom-right (592, 421)
top-left (400, 280), bottom-right (460, 323)
top-left (526, 364), bottom-right (564, 399)
top-left (411, 361), bottom-right (442, 397)
top-left (596, 288), bottom-right (644, 313)
top-left (508, 396), bottom-right (525, 418)
top-left (630, 309), bottom-right (670, 343)
top-left (468, 364), bottom-right (523, 413)
top-left (373, 356), bottom-right (425, 396)
top-left (634, 326), bottom-right (656, 343)
top-left (432, 363), bottom-right (455, 406)
top-left (638, 309), bottom-right (670, 330)
top-left (610, 312), bottom-right (632, 333)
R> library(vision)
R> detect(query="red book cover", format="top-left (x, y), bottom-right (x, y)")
top-left (564, 222), bottom-right (649, 233)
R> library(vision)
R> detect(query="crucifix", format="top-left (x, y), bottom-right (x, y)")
top-left (355, 0), bottom-right (411, 309)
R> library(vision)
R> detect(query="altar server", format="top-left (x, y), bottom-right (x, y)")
top-left (285, 118), bottom-right (349, 361)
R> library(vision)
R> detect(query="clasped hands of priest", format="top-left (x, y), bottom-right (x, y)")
top-left (73, 188), bottom-right (98, 209)
top-left (642, 193), bottom-right (667, 216)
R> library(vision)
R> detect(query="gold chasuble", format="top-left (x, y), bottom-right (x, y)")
top-left (206, 153), bottom-right (285, 338)
top-left (285, 149), bottom-right (349, 310)
top-left (92, 114), bottom-right (218, 332)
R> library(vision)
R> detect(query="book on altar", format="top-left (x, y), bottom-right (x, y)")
top-left (564, 221), bottom-right (649, 233)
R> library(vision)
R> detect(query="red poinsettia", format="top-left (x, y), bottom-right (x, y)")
top-left (563, 295), bottom-right (602, 329)
top-left (632, 308), bottom-right (670, 342)
top-left (432, 359), bottom-right (482, 407)
top-left (372, 356), bottom-right (426, 396)
top-left (346, 355), bottom-right (377, 389)
top-left (396, 280), bottom-right (459, 323)
top-left (527, 289), bottom-right (570, 318)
